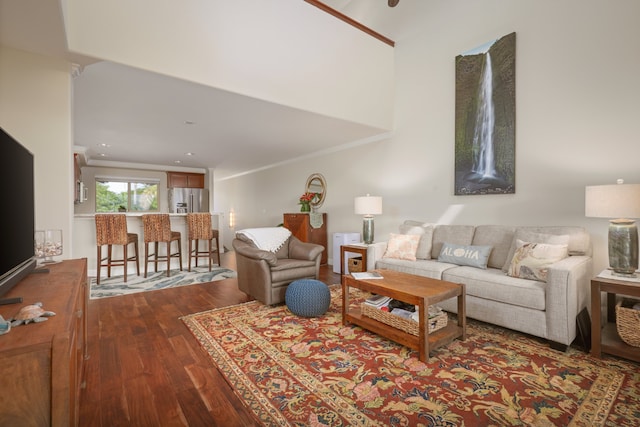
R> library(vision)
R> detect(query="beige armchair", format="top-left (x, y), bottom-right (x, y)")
top-left (232, 233), bottom-right (324, 305)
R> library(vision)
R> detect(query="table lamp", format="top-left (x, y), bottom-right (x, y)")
top-left (354, 194), bottom-right (382, 244)
top-left (585, 179), bottom-right (640, 277)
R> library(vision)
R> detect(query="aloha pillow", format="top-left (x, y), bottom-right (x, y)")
top-left (437, 242), bottom-right (493, 269)
top-left (507, 240), bottom-right (569, 281)
top-left (383, 233), bottom-right (421, 261)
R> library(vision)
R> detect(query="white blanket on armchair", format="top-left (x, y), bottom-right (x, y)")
top-left (237, 227), bottom-right (292, 252)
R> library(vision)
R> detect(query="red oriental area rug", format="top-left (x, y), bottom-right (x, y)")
top-left (181, 286), bottom-right (640, 426)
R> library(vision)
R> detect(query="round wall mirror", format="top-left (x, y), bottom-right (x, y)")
top-left (305, 173), bottom-right (327, 209)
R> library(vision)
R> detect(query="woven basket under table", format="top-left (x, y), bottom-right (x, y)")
top-left (361, 304), bottom-right (447, 336)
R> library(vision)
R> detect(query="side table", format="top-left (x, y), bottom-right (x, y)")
top-left (340, 244), bottom-right (368, 283)
top-left (591, 274), bottom-right (640, 362)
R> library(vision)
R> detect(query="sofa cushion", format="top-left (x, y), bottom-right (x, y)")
top-left (507, 240), bottom-right (569, 281)
top-left (502, 230), bottom-right (570, 272)
top-left (431, 225), bottom-right (476, 259)
top-left (472, 225), bottom-right (516, 269)
top-left (399, 220), bottom-right (434, 260)
top-left (442, 266), bottom-right (546, 311)
top-left (437, 242), bottom-right (493, 269)
top-left (375, 258), bottom-right (457, 279)
top-left (383, 233), bottom-right (421, 261)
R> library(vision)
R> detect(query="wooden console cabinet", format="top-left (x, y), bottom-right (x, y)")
top-left (283, 213), bottom-right (327, 264)
top-left (0, 258), bottom-right (88, 427)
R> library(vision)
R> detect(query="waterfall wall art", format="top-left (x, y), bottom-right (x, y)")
top-left (455, 32), bottom-right (516, 195)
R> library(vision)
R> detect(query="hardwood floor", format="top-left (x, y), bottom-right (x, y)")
top-left (79, 251), bottom-right (341, 426)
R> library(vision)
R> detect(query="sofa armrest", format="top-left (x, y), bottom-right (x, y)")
top-left (232, 239), bottom-right (278, 266)
top-left (367, 242), bottom-right (388, 270)
top-left (289, 238), bottom-right (324, 261)
top-left (545, 255), bottom-right (593, 345)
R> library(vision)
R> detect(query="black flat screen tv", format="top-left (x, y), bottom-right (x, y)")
top-left (0, 127), bottom-right (36, 299)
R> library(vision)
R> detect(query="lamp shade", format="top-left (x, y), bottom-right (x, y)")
top-left (585, 183), bottom-right (640, 219)
top-left (354, 195), bottom-right (382, 216)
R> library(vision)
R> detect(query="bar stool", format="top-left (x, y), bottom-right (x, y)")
top-left (95, 214), bottom-right (140, 284)
top-left (187, 212), bottom-right (221, 271)
top-left (141, 214), bottom-right (183, 277)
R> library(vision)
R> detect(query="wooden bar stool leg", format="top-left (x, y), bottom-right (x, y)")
top-left (208, 238), bottom-right (213, 271)
top-left (97, 245), bottom-right (102, 285)
top-left (123, 244), bottom-right (128, 283)
top-left (215, 236), bottom-right (221, 266)
top-left (177, 239), bottom-right (183, 271)
top-left (107, 245), bottom-right (112, 278)
top-left (188, 239), bottom-right (193, 272)
top-left (144, 242), bottom-right (149, 278)
top-left (153, 242), bottom-right (159, 273)
top-left (166, 241), bottom-right (171, 277)
top-left (134, 240), bottom-right (140, 276)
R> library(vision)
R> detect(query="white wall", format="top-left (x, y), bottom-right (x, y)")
top-left (215, 0), bottom-right (640, 275)
top-left (64, 0), bottom-right (394, 130)
top-left (0, 46), bottom-right (74, 258)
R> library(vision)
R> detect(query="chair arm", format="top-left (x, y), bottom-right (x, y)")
top-left (545, 255), bottom-right (593, 345)
top-left (232, 239), bottom-right (278, 266)
top-left (289, 238), bottom-right (324, 261)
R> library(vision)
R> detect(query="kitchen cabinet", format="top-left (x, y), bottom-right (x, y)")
top-left (167, 172), bottom-right (205, 188)
top-left (283, 213), bottom-right (327, 265)
top-left (0, 258), bottom-right (88, 426)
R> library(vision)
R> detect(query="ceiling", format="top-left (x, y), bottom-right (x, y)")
top-left (0, 0), bottom-right (428, 179)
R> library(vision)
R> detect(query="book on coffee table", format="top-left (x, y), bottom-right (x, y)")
top-left (351, 271), bottom-right (383, 280)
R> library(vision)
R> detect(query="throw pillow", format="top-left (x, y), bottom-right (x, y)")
top-left (502, 231), bottom-right (570, 272)
top-left (383, 233), bottom-right (421, 261)
top-left (437, 242), bottom-right (493, 269)
top-left (398, 222), bottom-right (434, 260)
top-left (507, 240), bottom-right (569, 281)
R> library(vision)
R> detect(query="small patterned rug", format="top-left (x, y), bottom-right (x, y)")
top-left (182, 286), bottom-right (640, 426)
top-left (90, 266), bottom-right (236, 299)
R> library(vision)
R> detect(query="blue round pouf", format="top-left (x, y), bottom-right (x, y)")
top-left (285, 279), bottom-right (331, 317)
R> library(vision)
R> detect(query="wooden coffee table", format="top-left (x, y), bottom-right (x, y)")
top-left (342, 269), bottom-right (466, 361)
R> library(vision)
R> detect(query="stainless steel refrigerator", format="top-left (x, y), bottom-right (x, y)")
top-left (168, 188), bottom-right (209, 213)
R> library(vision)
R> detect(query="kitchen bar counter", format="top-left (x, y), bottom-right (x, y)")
top-left (73, 212), bottom-right (198, 218)
top-left (73, 212), bottom-right (225, 276)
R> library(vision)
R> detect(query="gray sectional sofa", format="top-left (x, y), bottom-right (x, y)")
top-left (366, 221), bottom-right (593, 350)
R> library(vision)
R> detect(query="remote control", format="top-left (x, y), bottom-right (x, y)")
top-left (0, 297), bottom-right (23, 305)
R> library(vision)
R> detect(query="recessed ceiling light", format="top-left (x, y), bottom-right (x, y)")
top-left (184, 120), bottom-right (196, 125)
top-left (98, 153), bottom-right (108, 157)
top-left (97, 143), bottom-right (111, 148)
top-left (174, 160), bottom-right (182, 164)
top-left (185, 152), bottom-right (195, 156)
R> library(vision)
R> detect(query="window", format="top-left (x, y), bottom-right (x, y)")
top-left (96, 179), bottom-right (159, 212)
